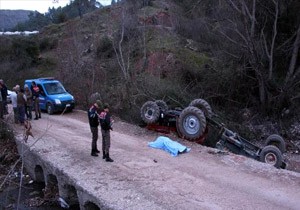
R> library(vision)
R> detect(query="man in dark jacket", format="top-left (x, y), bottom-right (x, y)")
top-left (0, 79), bottom-right (8, 115)
top-left (31, 81), bottom-right (41, 120)
top-left (99, 103), bottom-right (114, 162)
top-left (0, 83), bottom-right (3, 119)
top-left (88, 100), bottom-right (103, 157)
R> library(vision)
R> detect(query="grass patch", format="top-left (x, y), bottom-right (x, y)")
top-left (138, 6), bottom-right (163, 17)
top-left (146, 27), bottom-right (180, 52)
top-left (176, 48), bottom-right (211, 71)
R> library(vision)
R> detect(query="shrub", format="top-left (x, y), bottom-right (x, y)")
top-left (96, 36), bottom-right (114, 58)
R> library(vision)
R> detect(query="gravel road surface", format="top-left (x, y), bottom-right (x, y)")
top-left (11, 109), bottom-right (300, 210)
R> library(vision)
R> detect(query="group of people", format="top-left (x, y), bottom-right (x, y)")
top-left (0, 79), bottom-right (42, 124)
top-left (2, 78), bottom-right (114, 161)
top-left (88, 100), bottom-right (114, 162)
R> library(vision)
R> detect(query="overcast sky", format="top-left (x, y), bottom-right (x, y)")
top-left (0, 0), bottom-right (111, 13)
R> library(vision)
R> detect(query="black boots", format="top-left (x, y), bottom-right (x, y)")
top-left (105, 152), bottom-right (114, 162)
top-left (91, 149), bottom-right (99, 157)
top-left (34, 115), bottom-right (41, 120)
top-left (92, 150), bottom-right (113, 162)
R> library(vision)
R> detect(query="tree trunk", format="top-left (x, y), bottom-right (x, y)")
top-left (284, 24), bottom-right (300, 86)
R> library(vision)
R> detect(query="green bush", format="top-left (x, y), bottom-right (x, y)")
top-left (96, 36), bottom-right (114, 58)
top-left (39, 37), bottom-right (58, 51)
top-left (11, 37), bottom-right (40, 69)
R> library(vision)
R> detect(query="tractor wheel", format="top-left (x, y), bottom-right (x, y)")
top-left (264, 134), bottom-right (286, 153)
top-left (189, 98), bottom-right (213, 118)
top-left (140, 101), bottom-right (160, 124)
top-left (155, 100), bottom-right (168, 113)
top-left (178, 106), bottom-right (207, 141)
top-left (259, 145), bottom-right (283, 168)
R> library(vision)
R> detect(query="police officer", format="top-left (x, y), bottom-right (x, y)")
top-left (0, 79), bottom-right (8, 115)
top-left (31, 81), bottom-right (41, 120)
top-left (99, 103), bottom-right (114, 162)
top-left (88, 100), bottom-right (102, 157)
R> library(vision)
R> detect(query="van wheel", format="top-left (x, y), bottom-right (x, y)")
top-left (47, 103), bottom-right (54, 115)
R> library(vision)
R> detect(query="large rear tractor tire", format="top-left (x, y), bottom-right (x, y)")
top-left (189, 99), bottom-right (213, 118)
top-left (259, 145), bottom-right (283, 168)
top-left (140, 101), bottom-right (160, 124)
top-left (155, 100), bottom-right (169, 113)
top-left (178, 106), bottom-right (207, 141)
top-left (264, 134), bottom-right (286, 153)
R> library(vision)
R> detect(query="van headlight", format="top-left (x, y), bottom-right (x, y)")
top-left (55, 99), bottom-right (61, 104)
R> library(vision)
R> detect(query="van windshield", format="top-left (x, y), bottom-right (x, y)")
top-left (44, 82), bottom-right (66, 95)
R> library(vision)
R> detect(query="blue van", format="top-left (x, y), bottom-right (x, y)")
top-left (25, 78), bottom-right (75, 114)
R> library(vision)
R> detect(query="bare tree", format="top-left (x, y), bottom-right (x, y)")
top-left (105, 1), bottom-right (141, 108)
top-left (211, 0), bottom-right (300, 112)
top-left (112, 8), bottom-right (131, 82)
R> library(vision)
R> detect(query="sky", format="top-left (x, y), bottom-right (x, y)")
top-left (0, 0), bottom-right (111, 13)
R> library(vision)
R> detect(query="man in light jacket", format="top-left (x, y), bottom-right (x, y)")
top-left (11, 86), bottom-right (19, 123)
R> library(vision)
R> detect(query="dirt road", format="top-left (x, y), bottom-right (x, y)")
top-left (11, 110), bottom-right (300, 210)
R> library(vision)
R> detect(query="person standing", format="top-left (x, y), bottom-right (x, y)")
top-left (31, 81), bottom-right (41, 120)
top-left (11, 86), bottom-right (19, 123)
top-left (0, 83), bottom-right (3, 119)
top-left (99, 103), bottom-right (114, 162)
top-left (24, 84), bottom-right (33, 120)
top-left (0, 79), bottom-right (8, 115)
top-left (88, 100), bottom-right (102, 157)
top-left (17, 88), bottom-right (27, 124)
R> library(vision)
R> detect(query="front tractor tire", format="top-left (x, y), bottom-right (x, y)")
top-left (140, 101), bottom-right (160, 124)
top-left (189, 98), bottom-right (213, 118)
top-left (259, 145), bottom-right (283, 168)
top-left (155, 100), bottom-right (168, 113)
top-left (178, 106), bottom-right (207, 141)
top-left (264, 134), bottom-right (286, 153)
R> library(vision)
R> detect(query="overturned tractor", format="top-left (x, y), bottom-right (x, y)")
top-left (140, 99), bottom-right (286, 169)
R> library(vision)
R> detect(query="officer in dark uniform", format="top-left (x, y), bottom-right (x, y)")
top-left (88, 100), bottom-right (103, 157)
top-left (99, 103), bottom-right (114, 162)
top-left (0, 79), bottom-right (8, 115)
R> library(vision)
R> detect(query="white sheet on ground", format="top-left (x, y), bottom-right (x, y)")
top-left (148, 136), bottom-right (191, 156)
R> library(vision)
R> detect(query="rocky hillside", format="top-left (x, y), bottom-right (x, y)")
top-left (0, 10), bottom-right (31, 31)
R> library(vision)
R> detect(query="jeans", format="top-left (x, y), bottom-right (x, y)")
top-left (13, 107), bottom-right (19, 123)
top-left (0, 101), bottom-right (3, 119)
top-left (101, 129), bottom-right (111, 153)
top-left (18, 105), bottom-right (25, 123)
top-left (90, 126), bottom-right (98, 152)
top-left (26, 105), bottom-right (32, 119)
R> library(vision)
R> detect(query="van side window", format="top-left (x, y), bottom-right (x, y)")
top-left (37, 84), bottom-right (45, 96)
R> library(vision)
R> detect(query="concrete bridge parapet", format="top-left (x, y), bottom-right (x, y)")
top-left (15, 135), bottom-right (103, 210)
